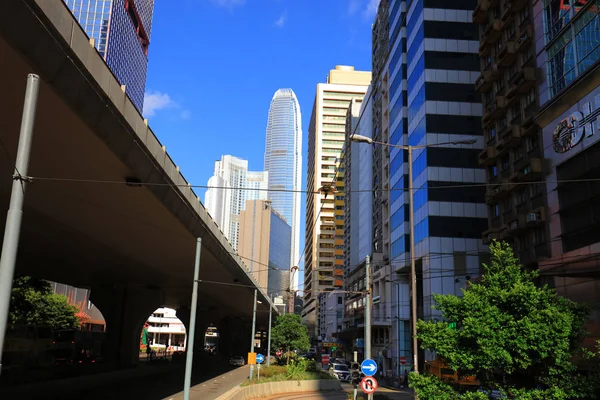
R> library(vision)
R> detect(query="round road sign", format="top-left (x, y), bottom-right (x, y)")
top-left (360, 376), bottom-right (379, 394)
top-left (400, 356), bottom-right (407, 365)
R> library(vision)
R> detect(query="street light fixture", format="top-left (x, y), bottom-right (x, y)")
top-left (350, 134), bottom-right (476, 376)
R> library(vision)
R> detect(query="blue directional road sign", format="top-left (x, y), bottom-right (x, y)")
top-left (256, 354), bottom-right (265, 364)
top-left (361, 359), bottom-right (377, 376)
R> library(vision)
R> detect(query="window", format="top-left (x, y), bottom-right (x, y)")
top-left (501, 156), bottom-right (510, 171)
top-left (532, 228), bottom-right (545, 245)
top-left (488, 165), bottom-right (498, 178)
top-left (515, 145), bottom-right (524, 160)
top-left (492, 204), bottom-right (500, 218)
top-left (515, 190), bottom-right (527, 205)
top-left (544, 1), bottom-right (600, 98)
top-left (503, 197), bottom-right (512, 213)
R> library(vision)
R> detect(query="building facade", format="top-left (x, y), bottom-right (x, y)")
top-left (264, 89), bottom-right (303, 290)
top-left (238, 200), bottom-right (291, 303)
top-left (146, 307), bottom-right (187, 350)
top-left (475, 0), bottom-right (549, 272)
top-left (533, 0), bottom-right (600, 349)
top-left (387, 0), bottom-right (489, 370)
top-left (63, 0), bottom-right (154, 112)
top-left (204, 155), bottom-right (268, 251)
top-left (318, 290), bottom-right (345, 342)
top-left (303, 66), bottom-right (371, 339)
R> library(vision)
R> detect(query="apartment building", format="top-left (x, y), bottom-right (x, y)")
top-left (303, 66), bottom-right (371, 339)
top-left (475, 0), bottom-right (549, 268)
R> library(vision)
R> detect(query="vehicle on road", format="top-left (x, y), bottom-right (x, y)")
top-left (329, 362), bottom-right (350, 382)
top-left (229, 356), bottom-right (245, 366)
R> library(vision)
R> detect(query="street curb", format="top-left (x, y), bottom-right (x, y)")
top-left (216, 379), bottom-right (342, 400)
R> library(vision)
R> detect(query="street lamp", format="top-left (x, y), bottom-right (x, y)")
top-left (350, 134), bottom-right (476, 376)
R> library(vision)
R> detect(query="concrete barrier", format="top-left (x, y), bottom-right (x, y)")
top-left (216, 379), bottom-right (343, 400)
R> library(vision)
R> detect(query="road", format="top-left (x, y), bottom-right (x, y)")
top-left (164, 365), bottom-right (249, 400)
top-left (0, 355), bottom-right (247, 400)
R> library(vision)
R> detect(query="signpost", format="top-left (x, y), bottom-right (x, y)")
top-left (248, 352), bottom-right (257, 365)
top-left (361, 359), bottom-right (377, 377)
top-left (256, 354), bottom-right (265, 364)
top-left (399, 356), bottom-right (407, 365)
top-left (360, 376), bottom-right (379, 394)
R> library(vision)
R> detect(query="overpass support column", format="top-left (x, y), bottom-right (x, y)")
top-left (219, 317), bottom-right (248, 357)
top-left (176, 306), bottom-right (220, 354)
top-left (90, 285), bottom-right (164, 366)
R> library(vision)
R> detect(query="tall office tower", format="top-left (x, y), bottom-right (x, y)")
top-left (63, 0), bottom-right (154, 112)
top-left (387, 1), bottom-right (488, 370)
top-left (264, 89), bottom-right (303, 291)
top-left (475, 0), bottom-right (548, 268)
top-left (238, 200), bottom-right (291, 303)
top-left (302, 66), bottom-right (371, 339)
top-left (532, 1), bottom-right (600, 345)
top-left (204, 156), bottom-right (268, 251)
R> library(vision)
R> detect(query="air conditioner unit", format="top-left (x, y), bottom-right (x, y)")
top-left (526, 212), bottom-right (539, 222)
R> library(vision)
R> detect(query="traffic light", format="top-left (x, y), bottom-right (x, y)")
top-left (350, 362), bottom-right (361, 386)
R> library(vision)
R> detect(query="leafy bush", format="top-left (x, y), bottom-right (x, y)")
top-left (258, 365), bottom-right (285, 378)
top-left (286, 359), bottom-right (311, 380)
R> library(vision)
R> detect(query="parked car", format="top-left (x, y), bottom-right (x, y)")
top-left (229, 356), bottom-right (245, 366)
top-left (329, 362), bottom-right (350, 382)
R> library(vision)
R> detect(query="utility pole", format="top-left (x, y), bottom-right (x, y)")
top-left (0, 74), bottom-right (40, 377)
top-left (364, 255), bottom-right (373, 400)
top-left (183, 238), bottom-right (202, 400)
top-left (267, 295), bottom-right (273, 367)
top-left (407, 146), bottom-right (419, 379)
top-left (249, 289), bottom-right (258, 379)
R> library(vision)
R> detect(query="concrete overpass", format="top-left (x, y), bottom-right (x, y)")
top-left (0, 0), bottom-right (276, 366)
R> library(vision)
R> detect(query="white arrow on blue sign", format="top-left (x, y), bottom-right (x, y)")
top-left (361, 359), bottom-right (377, 376)
top-left (256, 354), bottom-right (265, 364)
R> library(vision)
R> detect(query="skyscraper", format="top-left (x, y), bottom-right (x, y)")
top-left (63, 0), bottom-right (154, 112)
top-left (264, 89), bottom-right (302, 291)
top-left (238, 200), bottom-right (291, 305)
top-left (387, 0), bottom-right (488, 370)
top-left (303, 66), bottom-right (371, 339)
top-left (205, 156), bottom-right (268, 251)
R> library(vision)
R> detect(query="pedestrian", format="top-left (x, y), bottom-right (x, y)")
top-left (404, 369), bottom-right (409, 388)
top-left (146, 344), bottom-right (152, 361)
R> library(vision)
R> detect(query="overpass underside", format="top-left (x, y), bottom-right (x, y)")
top-left (0, 0), bottom-right (273, 371)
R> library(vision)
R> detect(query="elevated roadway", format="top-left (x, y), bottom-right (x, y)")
top-left (0, 0), bottom-right (276, 365)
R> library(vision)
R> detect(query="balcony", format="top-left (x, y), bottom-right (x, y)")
top-left (497, 41), bottom-right (516, 67)
top-left (501, 125), bottom-right (524, 147)
top-left (515, 67), bottom-right (537, 93)
top-left (504, 214), bottom-right (526, 236)
top-left (473, 0), bottom-right (491, 24)
top-left (475, 70), bottom-right (493, 93)
top-left (482, 227), bottom-right (503, 244)
top-left (511, 157), bottom-right (543, 182)
top-left (484, 96), bottom-right (507, 121)
top-left (483, 20), bottom-right (503, 44)
top-left (515, 24), bottom-right (533, 53)
top-left (507, 0), bottom-right (527, 11)
top-left (479, 146), bottom-right (497, 166)
top-left (485, 181), bottom-right (512, 204)
top-left (521, 102), bottom-right (537, 128)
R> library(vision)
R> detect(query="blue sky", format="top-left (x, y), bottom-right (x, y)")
top-left (143, 0), bottom-right (376, 274)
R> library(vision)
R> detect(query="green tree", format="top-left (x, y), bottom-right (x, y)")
top-left (9, 276), bottom-right (80, 330)
top-left (271, 313), bottom-right (310, 365)
top-left (410, 241), bottom-right (598, 399)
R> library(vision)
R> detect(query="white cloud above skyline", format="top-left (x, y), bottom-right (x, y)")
top-left (211, 0), bottom-right (245, 8)
top-left (144, 91), bottom-right (191, 120)
top-left (274, 10), bottom-right (287, 28)
top-left (347, 0), bottom-right (380, 20)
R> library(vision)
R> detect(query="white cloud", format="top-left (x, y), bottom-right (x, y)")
top-left (274, 10), bottom-right (287, 28)
top-left (348, 0), bottom-right (361, 15)
top-left (180, 109), bottom-right (192, 120)
top-left (211, 0), bottom-right (245, 8)
top-left (363, 0), bottom-right (379, 19)
top-left (143, 91), bottom-right (174, 117)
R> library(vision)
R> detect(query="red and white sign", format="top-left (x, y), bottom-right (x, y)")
top-left (360, 376), bottom-right (379, 394)
top-left (321, 355), bottom-right (330, 365)
top-left (399, 356), bottom-right (407, 365)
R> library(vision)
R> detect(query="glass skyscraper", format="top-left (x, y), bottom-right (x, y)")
top-left (264, 89), bottom-right (302, 290)
top-left (63, 0), bottom-right (154, 112)
top-left (388, 0), bottom-right (488, 369)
